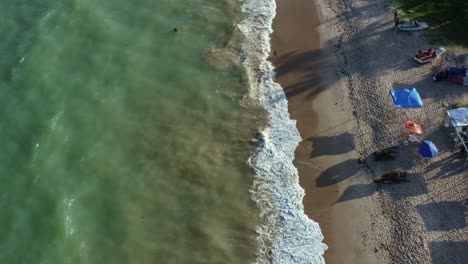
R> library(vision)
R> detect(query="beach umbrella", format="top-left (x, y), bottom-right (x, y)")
top-left (390, 88), bottom-right (423, 108)
top-left (404, 121), bottom-right (423, 134)
top-left (418, 140), bottom-right (438, 158)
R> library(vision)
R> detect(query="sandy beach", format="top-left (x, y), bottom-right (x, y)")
top-left (271, 0), bottom-right (468, 263)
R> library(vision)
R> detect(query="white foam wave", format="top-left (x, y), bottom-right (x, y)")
top-left (238, 0), bottom-right (327, 263)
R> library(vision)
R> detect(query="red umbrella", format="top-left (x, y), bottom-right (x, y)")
top-left (404, 121), bottom-right (423, 135)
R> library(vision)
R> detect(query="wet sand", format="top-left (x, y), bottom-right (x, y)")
top-left (270, 0), bottom-right (385, 263)
top-left (271, 0), bottom-right (468, 263)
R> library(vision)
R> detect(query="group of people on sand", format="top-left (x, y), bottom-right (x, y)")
top-left (416, 48), bottom-right (437, 60)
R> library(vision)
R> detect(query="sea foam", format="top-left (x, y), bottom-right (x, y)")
top-left (238, 0), bottom-right (327, 263)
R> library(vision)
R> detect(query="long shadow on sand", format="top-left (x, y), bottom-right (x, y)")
top-left (316, 159), bottom-right (359, 187)
top-left (307, 132), bottom-right (355, 158)
top-left (337, 172), bottom-right (428, 202)
top-left (424, 152), bottom-right (467, 180)
top-left (416, 201), bottom-right (467, 231)
top-left (273, 48), bottom-right (334, 100)
top-left (337, 183), bottom-right (376, 202)
top-left (430, 241), bottom-right (468, 264)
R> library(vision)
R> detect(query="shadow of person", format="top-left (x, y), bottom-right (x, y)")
top-left (316, 159), bottom-right (359, 187)
top-left (425, 152), bottom-right (466, 180)
top-left (337, 183), bottom-right (376, 202)
top-left (308, 132), bottom-right (355, 158)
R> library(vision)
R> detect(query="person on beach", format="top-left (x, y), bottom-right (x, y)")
top-left (394, 13), bottom-right (400, 29)
top-left (394, 17), bottom-right (400, 29)
top-left (416, 50), bottom-right (424, 58)
top-left (393, 10), bottom-right (399, 27)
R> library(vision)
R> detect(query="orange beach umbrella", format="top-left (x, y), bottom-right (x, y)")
top-left (404, 121), bottom-right (423, 135)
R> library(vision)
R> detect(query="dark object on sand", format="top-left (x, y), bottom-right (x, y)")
top-left (414, 47), bottom-right (445, 64)
top-left (173, 27), bottom-right (178, 32)
top-left (394, 17), bottom-right (400, 28)
top-left (374, 171), bottom-right (409, 184)
top-left (373, 146), bottom-right (399, 161)
top-left (433, 69), bottom-right (448, 81)
top-left (393, 10), bottom-right (399, 27)
top-left (397, 20), bottom-right (428, 31)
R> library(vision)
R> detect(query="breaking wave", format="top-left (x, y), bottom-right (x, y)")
top-left (238, 0), bottom-right (327, 263)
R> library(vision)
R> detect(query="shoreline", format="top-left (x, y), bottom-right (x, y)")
top-left (270, 0), bottom-right (468, 263)
top-left (270, 0), bottom-right (385, 263)
top-left (238, 1), bottom-right (327, 263)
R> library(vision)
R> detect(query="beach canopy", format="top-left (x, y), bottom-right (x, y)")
top-left (390, 88), bottom-right (423, 108)
top-left (446, 107), bottom-right (468, 127)
top-left (404, 121), bottom-right (423, 134)
top-left (418, 140), bottom-right (438, 158)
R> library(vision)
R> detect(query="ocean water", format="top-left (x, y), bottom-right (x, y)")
top-left (0, 0), bottom-right (261, 263)
top-left (0, 0), bottom-right (326, 263)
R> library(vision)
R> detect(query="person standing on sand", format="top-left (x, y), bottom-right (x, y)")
top-left (393, 10), bottom-right (400, 29)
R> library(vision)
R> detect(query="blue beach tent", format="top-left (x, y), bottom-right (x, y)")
top-left (390, 88), bottom-right (423, 108)
top-left (418, 140), bottom-right (438, 158)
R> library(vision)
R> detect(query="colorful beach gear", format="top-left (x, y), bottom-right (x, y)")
top-left (404, 121), bottom-right (423, 135)
top-left (418, 140), bottom-right (438, 158)
top-left (446, 107), bottom-right (468, 127)
top-left (390, 88), bottom-right (423, 108)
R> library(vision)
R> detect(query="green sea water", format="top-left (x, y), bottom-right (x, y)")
top-left (0, 1), bottom-right (259, 263)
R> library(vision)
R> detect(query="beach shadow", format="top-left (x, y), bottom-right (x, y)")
top-left (307, 132), bottom-right (355, 158)
top-left (316, 159), bottom-right (359, 187)
top-left (337, 171), bottom-right (427, 202)
top-left (394, 58), bottom-right (426, 71)
top-left (392, 82), bottom-right (421, 90)
top-left (398, 0), bottom-right (468, 46)
top-left (273, 48), bottom-right (334, 100)
top-left (416, 201), bottom-right (467, 231)
top-left (382, 172), bottom-right (428, 199)
top-left (407, 126), bottom-right (468, 180)
top-left (334, 1), bottom-right (382, 22)
top-left (430, 241), bottom-right (468, 264)
top-left (445, 53), bottom-right (468, 67)
top-left (337, 183), bottom-right (376, 202)
top-left (425, 152), bottom-right (466, 180)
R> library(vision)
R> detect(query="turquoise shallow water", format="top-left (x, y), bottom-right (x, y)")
top-left (0, 1), bottom-right (259, 263)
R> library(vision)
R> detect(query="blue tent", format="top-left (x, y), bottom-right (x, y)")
top-left (418, 140), bottom-right (438, 158)
top-left (390, 88), bottom-right (423, 108)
